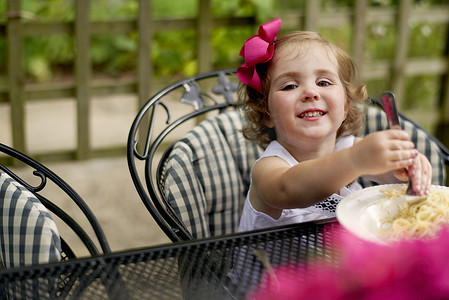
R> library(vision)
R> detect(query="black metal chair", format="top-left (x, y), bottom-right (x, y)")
top-left (0, 143), bottom-right (111, 268)
top-left (127, 69), bottom-right (449, 243)
top-left (127, 69), bottom-right (256, 242)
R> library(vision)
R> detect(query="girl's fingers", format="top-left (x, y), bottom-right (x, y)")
top-left (389, 149), bottom-right (417, 169)
top-left (410, 159), bottom-right (422, 194)
top-left (423, 158), bottom-right (432, 194)
top-left (409, 154), bottom-right (432, 196)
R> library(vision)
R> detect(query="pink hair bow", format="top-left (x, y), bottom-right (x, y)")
top-left (237, 18), bottom-right (281, 93)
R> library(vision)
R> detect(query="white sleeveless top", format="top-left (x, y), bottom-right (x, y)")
top-left (238, 135), bottom-right (362, 232)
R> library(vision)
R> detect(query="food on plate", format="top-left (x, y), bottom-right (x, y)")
top-left (379, 187), bottom-right (449, 241)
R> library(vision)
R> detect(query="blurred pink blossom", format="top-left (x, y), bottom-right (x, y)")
top-left (248, 225), bottom-right (449, 300)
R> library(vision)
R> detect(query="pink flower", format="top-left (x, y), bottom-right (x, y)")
top-left (248, 263), bottom-right (344, 300)
top-left (248, 226), bottom-right (449, 300)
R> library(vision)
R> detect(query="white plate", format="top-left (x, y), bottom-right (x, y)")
top-left (336, 184), bottom-right (449, 243)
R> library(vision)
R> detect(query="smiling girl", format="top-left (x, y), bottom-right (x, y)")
top-left (237, 18), bottom-right (432, 231)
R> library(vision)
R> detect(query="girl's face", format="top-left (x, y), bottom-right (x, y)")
top-left (265, 43), bottom-right (348, 156)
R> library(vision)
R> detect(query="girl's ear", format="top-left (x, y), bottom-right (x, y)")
top-left (263, 114), bottom-right (275, 128)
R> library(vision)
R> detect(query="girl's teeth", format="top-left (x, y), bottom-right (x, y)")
top-left (300, 111), bottom-right (323, 118)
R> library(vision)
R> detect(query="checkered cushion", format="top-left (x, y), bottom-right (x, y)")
top-left (358, 105), bottom-right (446, 187)
top-left (163, 110), bottom-right (263, 239)
top-left (0, 171), bottom-right (61, 268)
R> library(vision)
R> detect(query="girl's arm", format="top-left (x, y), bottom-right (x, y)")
top-left (250, 129), bottom-right (421, 218)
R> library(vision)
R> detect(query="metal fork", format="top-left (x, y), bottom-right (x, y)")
top-left (380, 92), bottom-right (426, 204)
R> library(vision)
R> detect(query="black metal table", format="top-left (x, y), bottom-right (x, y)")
top-left (0, 220), bottom-right (340, 300)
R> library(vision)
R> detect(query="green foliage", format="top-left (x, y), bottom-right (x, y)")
top-left (23, 35), bottom-right (74, 82)
top-left (319, 26), bottom-right (352, 52)
top-left (211, 27), bottom-right (253, 70)
top-left (409, 23), bottom-right (447, 58)
top-left (91, 0), bottom-right (138, 20)
top-left (152, 0), bottom-right (197, 17)
top-left (0, 0), bottom-right (446, 134)
top-left (0, 0), bottom-right (448, 103)
top-left (21, 0), bottom-right (74, 21)
top-left (152, 30), bottom-right (196, 76)
top-left (364, 24), bottom-right (396, 60)
top-left (91, 34), bottom-right (137, 75)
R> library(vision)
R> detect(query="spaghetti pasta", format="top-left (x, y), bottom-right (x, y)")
top-left (379, 187), bottom-right (449, 241)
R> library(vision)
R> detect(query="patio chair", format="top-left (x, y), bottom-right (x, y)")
top-left (0, 143), bottom-right (111, 268)
top-left (127, 69), bottom-right (256, 242)
top-left (127, 69), bottom-right (449, 242)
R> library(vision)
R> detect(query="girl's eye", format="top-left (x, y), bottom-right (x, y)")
top-left (281, 84), bottom-right (297, 91)
top-left (317, 80), bottom-right (331, 87)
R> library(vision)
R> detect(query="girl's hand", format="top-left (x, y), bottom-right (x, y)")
top-left (352, 129), bottom-right (417, 176)
top-left (393, 152), bottom-right (432, 196)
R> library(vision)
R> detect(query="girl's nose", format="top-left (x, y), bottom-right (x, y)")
top-left (302, 89), bottom-right (319, 102)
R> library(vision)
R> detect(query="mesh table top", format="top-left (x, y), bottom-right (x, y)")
top-left (0, 220), bottom-right (340, 300)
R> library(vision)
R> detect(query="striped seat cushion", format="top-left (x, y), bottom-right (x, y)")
top-left (358, 105), bottom-right (446, 187)
top-left (163, 110), bottom-right (263, 239)
top-left (0, 171), bottom-right (61, 268)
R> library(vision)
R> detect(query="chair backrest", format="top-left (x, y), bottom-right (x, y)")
top-left (0, 171), bottom-right (61, 268)
top-left (127, 69), bottom-right (449, 242)
top-left (128, 69), bottom-right (253, 241)
top-left (0, 143), bottom-right (111, 267)
top-left (162, 110), bottom-right (262, 239)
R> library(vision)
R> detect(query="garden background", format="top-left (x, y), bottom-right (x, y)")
top-left (1, 0), bottom-right (449, 254)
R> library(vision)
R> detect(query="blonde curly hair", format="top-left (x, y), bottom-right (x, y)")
top-left (240, 31), bottom-right (368, 148)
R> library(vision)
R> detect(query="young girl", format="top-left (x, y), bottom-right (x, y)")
top-left (237, 18), bottom-right (432, 232)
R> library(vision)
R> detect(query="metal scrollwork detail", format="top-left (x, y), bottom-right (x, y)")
top-left (181, 81), bottom-right (205, 110)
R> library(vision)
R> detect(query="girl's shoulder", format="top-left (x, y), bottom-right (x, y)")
top-left (354, 136), bottom-right (363, 144)
top-left (258, 141), bottom-right (299, 167)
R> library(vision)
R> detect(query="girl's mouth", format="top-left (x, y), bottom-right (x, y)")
top-left (298, 111), bottom-right (325, 118)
